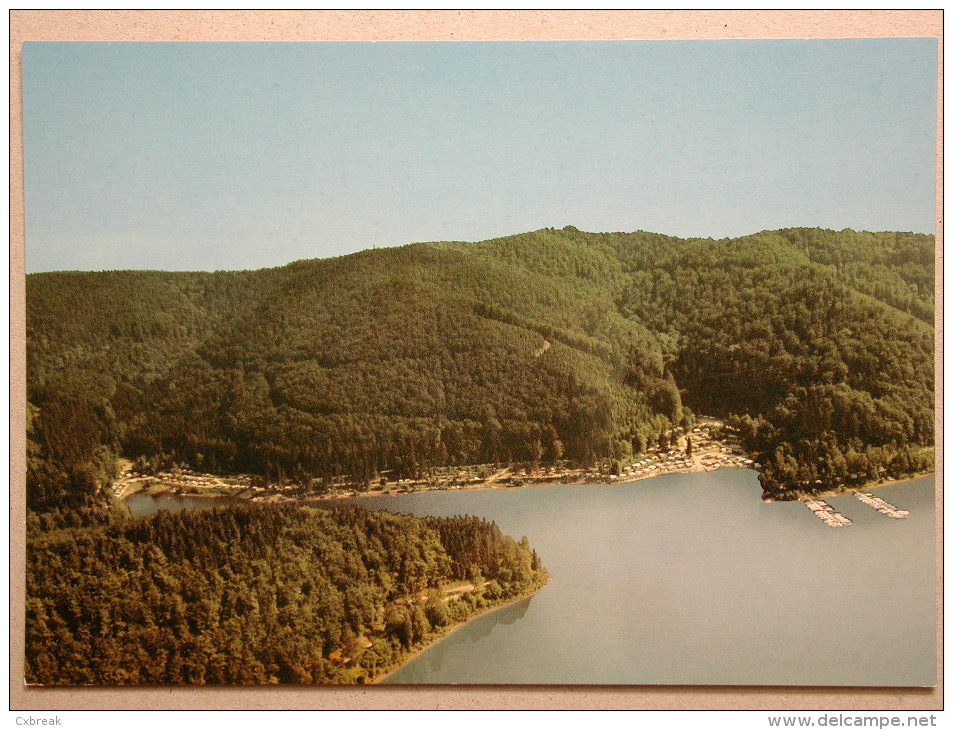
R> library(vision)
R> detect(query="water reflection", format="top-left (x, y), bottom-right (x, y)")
top-left (468, 595), bottom-right (533, 643)
top-left (125, 492), bottom-right (243, 517)
top-left (390, 593), bottom-right (538, 684)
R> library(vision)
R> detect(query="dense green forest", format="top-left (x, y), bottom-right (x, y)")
top-left (23, 225), bottom-right (934, 685)
top-left (26, 503), bottom-right (548, 685)
top-left (26, 226), bottom-right (935, 505)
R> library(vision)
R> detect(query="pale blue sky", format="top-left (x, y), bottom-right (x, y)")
top-left (22, 39), bottom-right (937, 273)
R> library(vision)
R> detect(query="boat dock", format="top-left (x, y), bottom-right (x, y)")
top-left (804, 499), bottom-right (852, 527)
top-left (854, 491), bottom-right (909, 518)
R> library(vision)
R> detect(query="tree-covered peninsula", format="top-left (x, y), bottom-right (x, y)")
top-left (26, 503), bottom-right (548, 685)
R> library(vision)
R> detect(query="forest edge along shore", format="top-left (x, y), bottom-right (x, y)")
top-left (109, 418), bottom-right (752, 504)
top-left (109, 417), bottom-right (933, 510)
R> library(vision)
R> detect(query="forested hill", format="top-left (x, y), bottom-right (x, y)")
top-left (26, 226), bottom-right (935, 507)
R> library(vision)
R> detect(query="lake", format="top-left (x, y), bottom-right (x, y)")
top-left (125, 469), bottom-right (937, 686)
top-left (124, 491), bottom-right (246, 516)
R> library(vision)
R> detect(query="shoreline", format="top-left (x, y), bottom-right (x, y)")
top-left (807, 472), bottom-right (936, 501)
top-left (113, 421), bottom-right (752, 505)
top-left (370, 578), bottom-right (551, 685)
top-left (333, 466), bottom-right (722, 504)
top-left (113, 418), bottom-right (935, 509)
top-left (119, 463), bottom-right (937, 509)
top-left (118, 463), bottom-right (721, 505)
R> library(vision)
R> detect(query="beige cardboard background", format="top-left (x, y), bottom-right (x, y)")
top-left (9, 10), bottom-right (943, 711)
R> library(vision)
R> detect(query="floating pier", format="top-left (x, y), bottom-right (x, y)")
top-left (804, 499), bottom-right (853, 527)
top-left (853, 491), bottom-right (909, 519)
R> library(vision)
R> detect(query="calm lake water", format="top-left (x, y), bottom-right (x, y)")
top-left (126, 469), bottom-right (937, 686)
top-left (124, 492), bottom-right (245, 516)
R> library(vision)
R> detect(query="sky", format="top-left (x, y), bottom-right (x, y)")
top-left (21, 38), bottom-right (938, 273)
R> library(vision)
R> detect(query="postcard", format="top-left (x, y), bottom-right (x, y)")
top-left (12, 10), bottom-right (941, 714)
